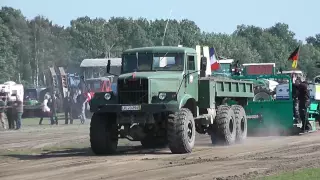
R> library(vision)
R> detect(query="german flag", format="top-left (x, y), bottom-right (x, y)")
top-left (288, 46), bottom-right (300, 69)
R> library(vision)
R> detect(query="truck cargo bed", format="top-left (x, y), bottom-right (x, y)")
top-left (198, 77), bottom-right (254, 108)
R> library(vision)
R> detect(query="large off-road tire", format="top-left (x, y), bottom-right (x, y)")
top-left (140, 135), bottom-right (167, 148)
top-left (211, 105), bottom-right (236, 145)
top-left (90, 113), bottom-right (118, 155)
top-left (253, 87), bottom-right (272, 101)
top-left (231, 105), bottom-right (247, 143)
top-left (167, 108), bottom-right (195, 154)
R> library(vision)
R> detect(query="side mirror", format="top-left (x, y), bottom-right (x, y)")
top-left (107, 60), bottom-right (111, 73)
top-left (200, 57), bottom-right (207, 71)
top-left (80, 76), bottom-right (85, 80)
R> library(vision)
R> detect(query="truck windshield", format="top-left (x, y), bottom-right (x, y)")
top-left (122, 53), bottom-right (184, 73)
top-left (152, 53), bottom-right (184, 71)
top-left (122, 54), bottom-right (152, 73)
top-left (24, 89), bottom-right (37, 100)
top-left (84, 67), bottom-right (107, 79)
top-left (215, 63), bottom-right (231, 74)
top-left (85, 79), bottom-right (103, 92)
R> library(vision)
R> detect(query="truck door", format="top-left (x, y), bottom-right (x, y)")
top-left (185, 54), bottom-right (198, 101)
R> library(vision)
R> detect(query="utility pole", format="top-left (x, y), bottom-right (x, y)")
top-left (18, 73), bottom-right (21, 83)
top-left (33, 21), bottom-right (39, 87)
top-left (36, 49), bottom-right (39, 87)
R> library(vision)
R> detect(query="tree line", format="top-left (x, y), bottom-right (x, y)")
top-left (1, 6), bottom-right (320, 86)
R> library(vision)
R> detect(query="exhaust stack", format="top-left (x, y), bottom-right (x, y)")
top-left (195, 45), bottom-right (211, 76)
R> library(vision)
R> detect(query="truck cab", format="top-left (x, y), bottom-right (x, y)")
top-left (211, 59), bottom-right (234, 76)
top-left (80, 58), bottom-right (120, 98)
top-left (115, 46), bottom-right (198, 107)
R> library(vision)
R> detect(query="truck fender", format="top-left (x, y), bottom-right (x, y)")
top-left (179, 94), bottom-right (197, 117)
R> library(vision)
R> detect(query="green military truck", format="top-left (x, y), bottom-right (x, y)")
top-left (89, 46), bottom-right (254, 154)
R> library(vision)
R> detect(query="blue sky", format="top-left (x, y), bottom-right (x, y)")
top-left (2, 0), bottom-right (318, 41)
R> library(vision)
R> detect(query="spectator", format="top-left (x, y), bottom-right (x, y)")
top-left (39, 95), bottom-right (52, 125)
top-left (0, 89), bottom-right (6, 97)
top-left (0, 97), bottom-right (7, 130)
top-left (64, 92), bottom-right (73, 124)
top-left (297, 78), bottom-right (311, 132)
top-left (51, 93), bottom-right (58, 125)
top-left (14, 95), bottom-right (23, 130)
top-left (77, 92), bottom-right (87, 124)
top-left (6, 97), bottom-right (14, 129)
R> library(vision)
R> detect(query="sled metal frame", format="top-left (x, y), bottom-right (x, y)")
top-left (233, 75), bottom-right (319, 135)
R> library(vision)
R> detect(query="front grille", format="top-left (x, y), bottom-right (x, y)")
top-left (118, 78), bottom-right (148, 104)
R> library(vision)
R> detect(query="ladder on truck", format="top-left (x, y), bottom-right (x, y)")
top-left (49, 67), bottom-right (59, 95)
top-left (58, 67), bottom-right (68, 99)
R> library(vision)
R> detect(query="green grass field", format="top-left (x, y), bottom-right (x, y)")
top-left (260, 168), bottom-right (320, 180)
top-left (22, 113), bottom-right (84, 126)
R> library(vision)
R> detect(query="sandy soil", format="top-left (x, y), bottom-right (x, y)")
top-left (1, 122), bottom-right (320, 180)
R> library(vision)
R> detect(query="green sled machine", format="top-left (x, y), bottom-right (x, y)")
top-left (230, 63), bottom-right (319, 135)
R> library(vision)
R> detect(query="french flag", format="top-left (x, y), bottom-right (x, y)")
top-left (209, 47), bottom-right (220, 71)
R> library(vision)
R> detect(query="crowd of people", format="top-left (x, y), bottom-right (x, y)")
top-left (0, 88), bottom-right (89, 130)
top-left (0, 90), bottom-right (23, 130)
top-left (38, 89), bottom-right (88, 126)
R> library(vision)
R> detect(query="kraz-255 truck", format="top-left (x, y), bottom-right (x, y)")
top-left (89, 46), bottom-right (254, 154)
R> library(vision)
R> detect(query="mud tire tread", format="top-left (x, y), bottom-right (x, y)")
top-left (167, 108), bottom-right (195, 154)
top-left (90, 113), bottom-right (118, 155)
top-left (231, 105), bottom-right (247, 142)
top-left (211, 105), bottom-right (236, 145)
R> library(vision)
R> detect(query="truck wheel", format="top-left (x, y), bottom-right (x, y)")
top-left (231, 105), bottom-right (247, 143)
top-left (90, 113), bottom-right (118, 155)
top-left (253, 87), bottom-right (272, 101)
top-left (140, 135), bottom-right (167, 148)
top-left (211, 105), bottom-right (236, 145)
top-left (167, 108), bottom-right (195, 154)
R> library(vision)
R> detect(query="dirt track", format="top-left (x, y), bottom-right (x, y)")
top-left (1, 122), bottom-right (320, 180)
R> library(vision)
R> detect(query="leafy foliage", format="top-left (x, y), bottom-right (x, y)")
top-left (1, 6), bottom-right (320, 85)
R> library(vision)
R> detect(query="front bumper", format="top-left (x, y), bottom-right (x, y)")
top-left (91, 103), bottom-right (179, 113)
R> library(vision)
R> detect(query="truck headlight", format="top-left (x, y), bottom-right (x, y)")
top-left (104, 93), bottom-right (111, 100)
top-left (158, 92), bottom-right (166, 100)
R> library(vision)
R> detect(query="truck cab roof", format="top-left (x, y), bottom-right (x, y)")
top-left (123, 46), bottom-right (197, 54)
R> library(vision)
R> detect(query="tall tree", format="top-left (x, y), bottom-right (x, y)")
top-left (1, 6), bottom-right (320, 85)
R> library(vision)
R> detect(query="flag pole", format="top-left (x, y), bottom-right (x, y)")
top-left (297, 43), bottom-right (301, 69)
top-left (213, 46), bottom-right (220, 64)
top-left (279, 47), bottom-right (283, 74)
top-left (212, 46), bottom-right (223, 74)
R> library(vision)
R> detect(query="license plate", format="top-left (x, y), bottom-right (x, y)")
top-left (121, 105), bottom-right (141, 111)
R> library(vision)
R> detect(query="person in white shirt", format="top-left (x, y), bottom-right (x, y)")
top-left (39, 95), bottom-right (52, 125)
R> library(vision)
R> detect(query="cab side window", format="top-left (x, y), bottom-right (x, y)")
top-left (187, 56), bottom-right (195, 70)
